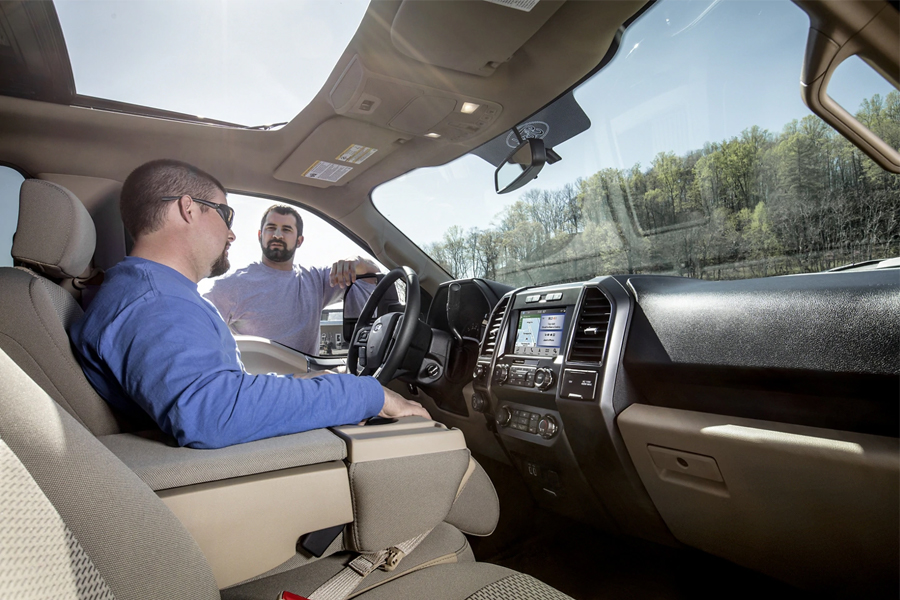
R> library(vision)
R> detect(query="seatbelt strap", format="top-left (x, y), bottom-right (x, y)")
top-left (306, 529), bottom-right (433, 600)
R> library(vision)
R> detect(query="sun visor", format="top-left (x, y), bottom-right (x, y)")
top-left (472, 92), bottom-right (591, 166)
top-left (274, 117), bottom-right (411, 188)
top-left (391, 0), bottom-right (566, 77)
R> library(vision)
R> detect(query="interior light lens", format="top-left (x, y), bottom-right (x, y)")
top-left (460, 102), bottom-right (480, 114)
top-left (425, 132), bottom-right (441, 138)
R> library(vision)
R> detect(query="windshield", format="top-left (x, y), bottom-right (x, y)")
top-left (373, 0), bottom-right (900, 286)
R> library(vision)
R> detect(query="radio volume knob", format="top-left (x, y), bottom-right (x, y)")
top-left (496, 406), bottom-right (512, 428)
top-left (474, 364), bottom-right (486, 380)
top-left (534, 368), bottom-right (554, 391)
top-left (493, 364), bottom-right (509, 385)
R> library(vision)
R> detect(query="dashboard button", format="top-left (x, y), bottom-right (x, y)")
top-left (534, 368), bottom-right (554, 391)
top-left (496, 406), bottom-right (511, 427)
top-left (538, 415), bottom-right (559, 439)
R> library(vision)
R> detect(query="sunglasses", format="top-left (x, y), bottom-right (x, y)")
top-left (162, 195), bottom-right (234, 229)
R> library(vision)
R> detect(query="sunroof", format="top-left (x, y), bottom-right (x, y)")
top-left (54, 0), bottom-right (370, 127)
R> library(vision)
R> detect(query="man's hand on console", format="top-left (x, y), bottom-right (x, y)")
top-left (379, 386), bottom-right (430, 420)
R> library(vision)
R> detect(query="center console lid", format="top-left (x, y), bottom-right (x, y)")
top-left (100, 428), bottom-right (346, 490)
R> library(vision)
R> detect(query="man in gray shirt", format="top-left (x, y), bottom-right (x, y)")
top-left (204, 205), bottom-right (377, 356)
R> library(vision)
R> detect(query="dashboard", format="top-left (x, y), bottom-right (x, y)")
top-left (419, 270), bottom-right (899, 595)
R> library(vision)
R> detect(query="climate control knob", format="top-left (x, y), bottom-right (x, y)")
top-left (493, 364), bottom-right (509, 385)
top-left (534, 368), bottom-right (554, 391)
top-left (496, 406), bottom-right (512, 428)
top-left (474, 364), bottom-right (486, 381)
top-left (538, 415), bottom-right (559, 439)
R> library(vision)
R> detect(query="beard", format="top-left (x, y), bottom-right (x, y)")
top-left (262, 239), bottom-right (296, 263)
top-left (209, 246), bottom-right (230, 277)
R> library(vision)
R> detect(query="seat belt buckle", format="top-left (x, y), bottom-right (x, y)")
top-left (278, 592), bottom-right (310, 600)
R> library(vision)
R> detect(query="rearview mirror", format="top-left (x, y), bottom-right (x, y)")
top-left (495, 138), bottom-right (546, 194)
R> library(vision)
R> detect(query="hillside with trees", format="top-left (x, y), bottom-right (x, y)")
top-left (425, 92), bottom-right (900, 286)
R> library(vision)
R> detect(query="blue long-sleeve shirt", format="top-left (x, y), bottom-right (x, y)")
top-left (71, 257), bottom-right (384, 449)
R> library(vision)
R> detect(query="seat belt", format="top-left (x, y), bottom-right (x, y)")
top-left (295, 458), bottom-right (476, 600)
top-left (304, 528), bottom-right (433, 600)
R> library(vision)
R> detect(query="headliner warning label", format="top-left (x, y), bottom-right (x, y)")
top-left (337, 144), bottom-right (378, 165)
top-left (302, 160), bottom-right (352, 183)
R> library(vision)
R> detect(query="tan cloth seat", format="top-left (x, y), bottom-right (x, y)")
top-left (0, 347), bottom-right (573, 599)
top-left (0, 179), bottom-right (131, 434)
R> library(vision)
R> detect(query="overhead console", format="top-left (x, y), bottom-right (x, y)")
top-left (328, 56), bottom-right (504, 143)
top-left (390, 0), bottom-right (566, 77)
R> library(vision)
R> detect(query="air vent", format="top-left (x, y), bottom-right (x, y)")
top-left (481, 296), bottom-right (509, 358)
top-left (568, 287), bottom-right (612, 363)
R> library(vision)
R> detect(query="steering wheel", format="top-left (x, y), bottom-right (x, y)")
top-left (347, 267), bottom-right (421, 385)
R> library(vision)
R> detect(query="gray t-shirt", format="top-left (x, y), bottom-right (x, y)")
top-left (204, 262), bottom-right (373, 355)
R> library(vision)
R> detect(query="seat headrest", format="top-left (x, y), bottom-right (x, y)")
top-left (12, 180), bottom-right (96, 279)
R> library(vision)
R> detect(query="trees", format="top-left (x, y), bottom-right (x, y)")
top-left (425, 92), bottom-right (900, 284)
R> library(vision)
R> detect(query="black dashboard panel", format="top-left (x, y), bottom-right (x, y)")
top-left (623, 270), bottom-right (900, 437)
top-left (626, 271), bottom-right (899, 375)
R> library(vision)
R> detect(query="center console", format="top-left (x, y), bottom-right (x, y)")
top-left (472, 283), bottom-right (611, 441)
top-left (469, 280), bottom-right (625, 528)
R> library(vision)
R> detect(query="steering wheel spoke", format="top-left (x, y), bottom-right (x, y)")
top-left (350, 325), bottom-right (373, 375)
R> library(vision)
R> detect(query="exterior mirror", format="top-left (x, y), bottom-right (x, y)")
top-left (495, 138), bottom-right (546, 194)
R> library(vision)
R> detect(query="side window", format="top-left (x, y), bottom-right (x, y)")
top-left (199, 194), bottom-right (385, 357)
top-left (0, 167), bottom-right (25, 267)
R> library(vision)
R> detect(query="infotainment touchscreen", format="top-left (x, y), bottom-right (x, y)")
top-left (513, 309), bottom-right (566, 357)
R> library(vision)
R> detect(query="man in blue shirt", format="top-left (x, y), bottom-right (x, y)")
top-left (71, 159), bottom-right (428, 449)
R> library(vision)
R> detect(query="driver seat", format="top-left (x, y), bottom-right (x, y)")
top-left (0, 179), bottom-right (138, 435)
top-left (0, 345), bottom-right (574, 599)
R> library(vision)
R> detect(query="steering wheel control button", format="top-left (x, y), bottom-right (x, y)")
top-left (471, 392), bottom-right (485, 413)
top-left (357, 330), bottom-right (369, 343)
top-left (538, 415), bottom-right (559, 439)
